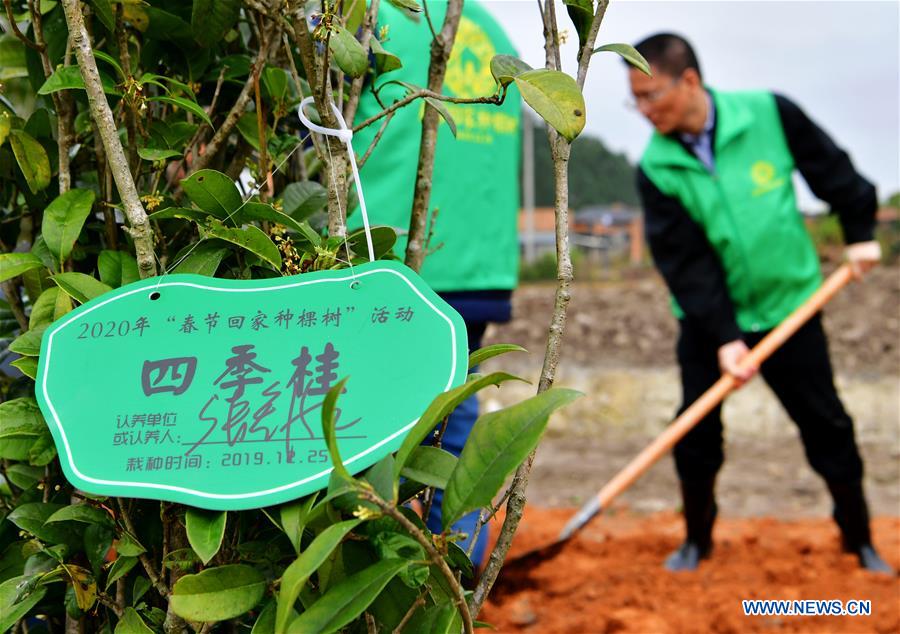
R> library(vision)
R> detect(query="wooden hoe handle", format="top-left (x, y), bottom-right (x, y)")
top-left (559, 264), bottom-right (855, 540)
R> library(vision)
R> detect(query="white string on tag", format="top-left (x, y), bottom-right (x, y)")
top-left (152, 130), bottom-right (312, 296)
top-left (297, 96), bottom-right (376, 263)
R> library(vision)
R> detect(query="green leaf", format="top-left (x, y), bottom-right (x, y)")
top-left (137, 147), bottom-right (182, 161)
top-left (105, 556), bottom-right (138, 590)
top-left (181, 169), bottom-right (242, 218)
top-left (0, 252), bottom-right (44, 283)
top-left (343, 0), bottom-right (367, 33)
top-left (0, 35), bottom-right (27, 81)
top-left (275, 519), bottom-right (361, 634)
top-left (150, 207), bottom-right (214, 223)
top-left (279, 493), bottom-right (318, 556)
top-left (0, 109), bottom-right (12, 145)
top-left (328, 26), bottom-right (368, 78)
top-left (98, 250), bottom-right (140, 288)
top-left (393, 372), bottom-right (526, 478)
top-left (7, 502), bottom-right (78, 545)
top-left (370, 37), bottom-right (402, 74)
top-left (5, 464), bottom-right (43, 490)
top-left (8, 325), bottom-right (48, 356)
top-left (564, 0), bottom-right (593, 54)
top-left (0, 576), bottom-right (48, 633)
top-left (115, 607), bottom-right (155, 634)
top-left (88, 0), bottom-right (116, 32)
top-left (0, 399), bottom-right (47, 461)
top-left (42, 189), bottom-right (96, 265)
top-left (236, 112), bottom-right (264, 151)
top-left (346, 226), bottom-right (396, 260)
top-left (11, 356), bottom-right (38, 380)
top-left (29, 287), bottom-right (72, 329)
top-left (30, 236), bottom-right (58, 273)
top-left (468, 343), bottom-right (527, 369)
top-left (185, 509), bottom-right (227, 565)
top-left (84, 524), bottom-right (115, 578)
top-left (286, 559), bottom-right (409, 634)
top-left (52, 272), bottom-right (113, 304)
top-left (9, 129), bottom-right (50, 193)
top-left (490, 55), bottom-right (532, 87)
top-left (252, 601), bottom-right (281, 634)
top-left (171, 241), bottom-right (230, 276)
top-left (46, 504), bottom-right (113, 528)
top-left (151, 96), bottom-right (213, 127)
top-left (407, 604), bottom-right (458, 634)
top-left (145, 7), bottom-right (193, 46)
top-left (132, 576), bottom-right (151, 605)
top-left (170, 564), bottom-right (266, 622)
top-left (282, 181), bottom-right (327, 223)
top-left (386, 0), bottom-right (421, 13)
top-left (400, 446), bottom-right (457, 489)
top-left (38, 65), bottom-right (120, 95)
top-left (262, 66), bottom-right (290, 104)
top-left (199, 221), bottom-right (281, 271)
top-left (424, 97), bottom-right (457, 137)
top-left (191, 0), bottom-right (241, 48)
top-left (116, 533), bottom-right (146, 557)
top-left (593, 42), bottom-right (652, 76)
top-left (364, 455), bottom-right (395, 504)
top-left (445, 540), bottom-right (474, 580)
top-left (93, 49), bottom-right (125, 79)
top-left (28, 432), bottom-right (58, 466)
top-left (233, 202), bottom-right (319, 241)
top-left (322, 378), bottom-right (353, 482)
top-left (513, 70), bottom-right (586, 142)
top-left (442, 388), bottom-right (582, 528)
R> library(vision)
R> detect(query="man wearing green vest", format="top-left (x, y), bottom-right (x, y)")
top-left (352, 2), bottom-right (520, 568)
top-left (629, 33), bottom-right (890, 573)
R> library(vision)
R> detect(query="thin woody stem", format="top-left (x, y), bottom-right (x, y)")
top-left (361, 489), bottom-right (474, 634)
top-left (352, 88), bottom-right (503, 133)
top-left (472, 0), bottom-right (583, 615)
top-left (116, 499), bottom-right (169, 598)
top-left (59, 0), bottom-right (156, 278)
top-left (404, 0), bottom-right (464, 272)
top-left (343, 0), bottom-right (380, 126)
top-left (187, 19), bottom-right (279, 176)
top-left (3, 0), bottom-right (42, 50)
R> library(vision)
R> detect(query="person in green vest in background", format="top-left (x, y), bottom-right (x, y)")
top-left (353, 2), bottom-right (521, 568)
top-left (628, 33), bottom-right (891, 573)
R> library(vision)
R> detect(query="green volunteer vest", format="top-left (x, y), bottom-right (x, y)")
top-left (640, 89), bottom-right (822, 332)
top-left (351, 2), bottom-right (521, 292)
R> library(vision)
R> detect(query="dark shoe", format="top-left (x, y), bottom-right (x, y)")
top-left (666, 477), bottom-right (717, 571)
top-left (855, 544), bottom-right (894, 575)
top-left (826, 479), bottom-right (892, 573)
top-left (665, 540), bottom-right (711, 572)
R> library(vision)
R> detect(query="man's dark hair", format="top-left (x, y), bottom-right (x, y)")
top-left (633, 33), bottom-right (702, 80)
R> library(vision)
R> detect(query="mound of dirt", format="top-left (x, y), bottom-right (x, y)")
top-left (485, 264), bottom-right (900, 375)
top-left (482, 508), bottom-right (900, 633)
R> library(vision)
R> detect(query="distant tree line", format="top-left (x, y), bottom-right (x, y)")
top-left (532, 123), bottom-right (639, 209)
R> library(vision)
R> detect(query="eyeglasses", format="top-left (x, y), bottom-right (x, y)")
top-left (624, 79), bottom-right (680, 111)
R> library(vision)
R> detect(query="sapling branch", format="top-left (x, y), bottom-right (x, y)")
top-left (360, 488), bottom-right (475, 634)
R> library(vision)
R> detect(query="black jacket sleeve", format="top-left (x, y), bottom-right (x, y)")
top-left (637, 167), bottom-right (742, 345)
top-left (774, 93), bottom-right (878, 243)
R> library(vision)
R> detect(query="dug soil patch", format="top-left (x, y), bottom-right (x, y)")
top-left (482, 507), bottom-right (900, 633)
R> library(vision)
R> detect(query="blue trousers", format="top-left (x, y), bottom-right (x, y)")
top-left (424, 393), bottom-right (488, 566)
top-left (424, 321), bottom-right (490, 567)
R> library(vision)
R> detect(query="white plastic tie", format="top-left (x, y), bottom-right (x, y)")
top-left (297, 97), bottom-right (375, 263)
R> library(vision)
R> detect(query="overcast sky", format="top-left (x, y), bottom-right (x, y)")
top-left (482, 0), bottom-right (900, 209)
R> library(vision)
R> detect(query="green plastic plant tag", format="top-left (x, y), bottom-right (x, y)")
top-left (35, 261), bottom-right (467, 510)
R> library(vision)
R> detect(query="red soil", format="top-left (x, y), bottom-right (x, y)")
top-left (482, 507), bottom-right (900, 633)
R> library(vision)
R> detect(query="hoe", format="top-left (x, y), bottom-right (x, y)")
top-left (503, 263), bottom-right (856, 568)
